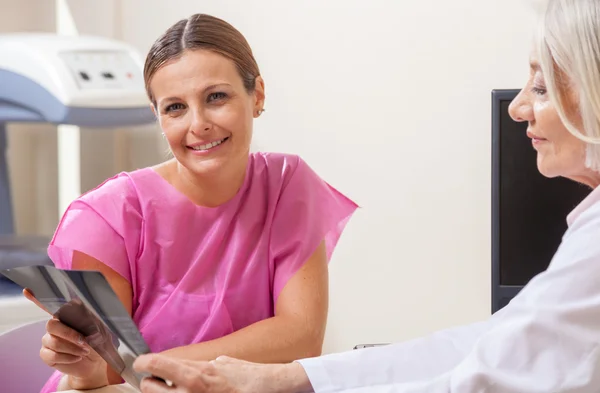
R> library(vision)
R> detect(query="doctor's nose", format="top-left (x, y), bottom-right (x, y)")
top-left (508, 91), bottom-right (533, 123)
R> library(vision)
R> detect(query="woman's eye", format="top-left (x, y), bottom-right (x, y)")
top-left (165, 103), bottom-right (185, 112)
top-left (207, 92), bottom-right (227, 102)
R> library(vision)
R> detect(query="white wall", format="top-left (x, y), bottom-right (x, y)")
top-left (4, 0), bottom-right (540, 352)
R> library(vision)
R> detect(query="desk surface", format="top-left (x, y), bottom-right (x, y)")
top-left (62, 384), bottom-right (137, 393)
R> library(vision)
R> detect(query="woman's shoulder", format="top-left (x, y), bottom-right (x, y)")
top-left (248, 151), bottom-right (356, 206)
top-left (49, 169), bottom-right (155, 279)
top-left (68, 167), bottom-right (161, 221)
top-left (251, 151), bottom-right (302, 171)
top-left (250, 152), bottom-right (318, 187)
top-left (77, 170), bottom-right (142, 207)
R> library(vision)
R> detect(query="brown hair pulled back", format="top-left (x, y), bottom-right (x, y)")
top-left (143, 14), bottom-right (260, 104)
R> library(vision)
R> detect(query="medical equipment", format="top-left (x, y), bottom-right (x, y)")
top-left (0, 33), bottom-right (155, 300)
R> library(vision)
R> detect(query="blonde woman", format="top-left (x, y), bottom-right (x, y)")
top-left (132, 0), bottom-right (600, 392)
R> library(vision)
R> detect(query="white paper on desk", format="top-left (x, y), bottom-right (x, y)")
top-left (0, 265), bottom-right (153, 391)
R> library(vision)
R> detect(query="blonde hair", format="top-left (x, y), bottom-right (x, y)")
top-left (537, 0), bottom-right (600, 172)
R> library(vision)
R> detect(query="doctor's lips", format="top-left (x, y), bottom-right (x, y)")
top-left (527, 130), bottom-right (547, 143)
top-left (186, 136), bottom-right (230, 152)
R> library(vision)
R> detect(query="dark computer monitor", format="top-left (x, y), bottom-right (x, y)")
top-left (491, 89), bottom-right (590, 313)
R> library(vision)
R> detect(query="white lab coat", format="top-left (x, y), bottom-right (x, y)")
top-left (298, 186), bottom-right (600, 392)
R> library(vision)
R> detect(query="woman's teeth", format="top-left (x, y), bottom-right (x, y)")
top-left (190, 138), bottom-right (227, 151)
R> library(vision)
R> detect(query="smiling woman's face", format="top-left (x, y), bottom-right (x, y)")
top-left (508, 51), bottom-right (592, 184)
top-left (149, 49), bottom-right (264, 177)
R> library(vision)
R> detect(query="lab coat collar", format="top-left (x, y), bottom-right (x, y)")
top-left (567, 185), bottom-right (600, 227)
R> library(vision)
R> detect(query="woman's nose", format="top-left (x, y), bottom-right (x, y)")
top-left (508, 91), bottom-right (533, 123)
top-left (190, 109), bottom-right (212, 134)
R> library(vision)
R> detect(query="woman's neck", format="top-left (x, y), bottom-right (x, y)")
top-left (167, 156), bottom-right (248, 207)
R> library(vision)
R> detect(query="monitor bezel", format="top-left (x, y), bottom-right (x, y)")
top-left (491, 88), bottom-right (524, 314)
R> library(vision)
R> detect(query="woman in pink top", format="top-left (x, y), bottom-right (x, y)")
top-left (31, 13), bottom-right (358, 392)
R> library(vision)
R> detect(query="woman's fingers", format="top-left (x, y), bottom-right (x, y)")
top-left (40, 318), bottom-right (91, 368)
top-left (39, 346), bottom-right (82, 366)
top-left (42, 332), bottom-right (90, 357)
top-left (23, 288), bottom-right (50, 314)
top-left (46, 318), bottom-right (88, 347)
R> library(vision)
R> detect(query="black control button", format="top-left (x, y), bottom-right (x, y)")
top-left (79, 71), bottom-right (90, 81)
top-left (101, 72), bottom-right (114, 79)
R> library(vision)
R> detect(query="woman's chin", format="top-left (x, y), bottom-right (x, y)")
top-left (186, 159), bottom-right (228, 176)
top-left (174, 144), bottom-right (248, 178)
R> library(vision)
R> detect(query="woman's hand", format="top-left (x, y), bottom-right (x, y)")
top-left (22, 251), bottom-right (135, 389)
top-left (23, 288), bottom-right (109, 389)
top-left (40, 318), bottom-right (107, 382)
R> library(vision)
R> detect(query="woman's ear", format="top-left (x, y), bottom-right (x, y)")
top-left (150, 103), bottom-right (158, 119)
top-left (253, 76), bottom-right (266, 117)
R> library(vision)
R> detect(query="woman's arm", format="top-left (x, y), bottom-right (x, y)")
top-left (161, 240), bottom-right (329, 363)
top-left (58, 239), bottom-right (327, 390)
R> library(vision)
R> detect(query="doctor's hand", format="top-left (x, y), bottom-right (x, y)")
top-left (134, 355), bottom-right (239, 393)
top-left (134, 354), bottom-right (310, 393)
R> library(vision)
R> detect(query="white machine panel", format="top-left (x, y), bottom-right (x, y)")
top-left (0, 33), bottom-right (149, 108)
top-left (59, 50), bottom-right (144, 91)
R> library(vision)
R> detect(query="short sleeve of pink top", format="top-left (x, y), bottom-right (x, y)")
top-left (39, 152), bottom-right (358, 393)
